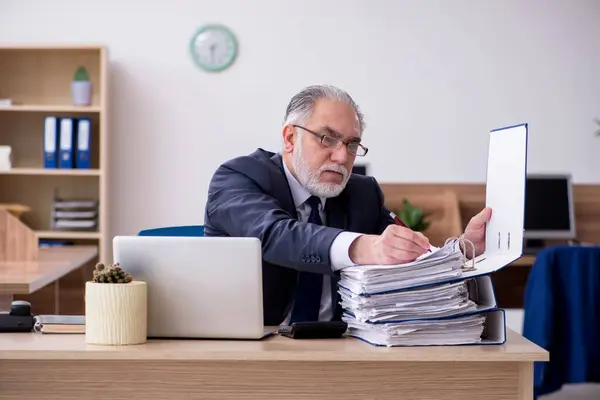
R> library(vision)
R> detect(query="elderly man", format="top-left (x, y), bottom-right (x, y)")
top-left (204, 85), bottom-right (491, 326)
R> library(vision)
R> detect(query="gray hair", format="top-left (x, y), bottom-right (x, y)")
top-left (283, 85), bottom-right (365, 134)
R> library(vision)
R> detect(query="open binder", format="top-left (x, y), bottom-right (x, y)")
top-left (339, 123), bottom-right (529, 346)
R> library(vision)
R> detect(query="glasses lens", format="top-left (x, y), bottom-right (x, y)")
top-left (322, 135), bottom-right (341, 148)
top-left (348, 143), bottom-right (367, 156)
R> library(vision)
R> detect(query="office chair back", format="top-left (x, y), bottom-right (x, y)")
top-left (137, 225), bottom-right (204, 237)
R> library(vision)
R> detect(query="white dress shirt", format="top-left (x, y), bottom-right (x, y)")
top-left (282, 160), bottom-right (362, 322)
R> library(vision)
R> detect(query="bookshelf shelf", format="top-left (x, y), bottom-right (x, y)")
top-left (36, 230), bottom-right (101, 240)
top-left (0, 45), bottom-right (108, 264)
top-left (0, 168), bottom-right (101, 176)
top-left (0, 105), bottom-right (102, 113)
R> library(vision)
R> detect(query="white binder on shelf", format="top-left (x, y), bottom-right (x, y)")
top-left (75, 117), bottom-right (91, 169)
top-left (339, 123), bottom-right (529, 347)
top-left (59, 117), bottom-right (74, 169)
top-left (43, 116), bottom-right (59, 169)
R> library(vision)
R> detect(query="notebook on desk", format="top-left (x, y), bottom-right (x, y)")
top-left (34, 315), bottom-right (85, 334)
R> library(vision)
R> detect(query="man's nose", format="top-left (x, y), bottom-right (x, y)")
top-left (330, 145), bottom-right (349, 164)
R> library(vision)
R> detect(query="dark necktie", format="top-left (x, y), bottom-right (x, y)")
top-left (289, 196), bottom-right (323, 323)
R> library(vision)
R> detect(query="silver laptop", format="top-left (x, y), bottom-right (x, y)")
top-left (112, 235), bottom-right (270, 339)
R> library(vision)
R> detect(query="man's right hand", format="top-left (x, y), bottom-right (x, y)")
top-left (349, 225), bottom-right (431, 265)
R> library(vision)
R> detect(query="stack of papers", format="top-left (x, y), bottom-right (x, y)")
top-left (339, 280), bottom-right (478, 323)
top-left (339, 238), bottom-right (488, 346)
top-left (337, 123), bottom-right (528, 346)
top-left (345, 314), bottom-right (486, 346)
top-left (339, 240), bottom-right (464, 295)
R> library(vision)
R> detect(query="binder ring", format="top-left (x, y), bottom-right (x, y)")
top-left (444, 236), bottom-right (477, 272)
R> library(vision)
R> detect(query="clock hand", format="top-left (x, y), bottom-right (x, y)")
top-left (210, 43), bottom-right (216, 63)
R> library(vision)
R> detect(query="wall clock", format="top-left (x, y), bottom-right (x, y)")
top-left (189, 24), bottom-right (238, 72)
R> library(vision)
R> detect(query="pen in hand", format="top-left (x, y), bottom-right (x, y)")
top-left (389, 211), bottom-right (432, 253)
top-left (389, 211), bottom-right (408, 228)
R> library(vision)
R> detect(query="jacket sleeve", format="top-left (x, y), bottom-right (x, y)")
top-left (205, 164), bottom-right (344, 276)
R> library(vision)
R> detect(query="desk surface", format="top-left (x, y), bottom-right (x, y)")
top-left (0, 245), bottom-right (97, 294)
top-left (511, 255), bottom-right (535, 266)
top-left (0, 328), bottom-right (548, 362)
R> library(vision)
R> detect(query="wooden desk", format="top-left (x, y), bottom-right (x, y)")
top-left (510, 255), bottom-right (536, 267)
top-left (0, 329), bottom-right (548, 399)
top-left (0, 245), bottom-right (97, 312)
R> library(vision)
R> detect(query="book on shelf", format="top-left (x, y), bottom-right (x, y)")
top-left (0, 146), bottom-right (11, 171)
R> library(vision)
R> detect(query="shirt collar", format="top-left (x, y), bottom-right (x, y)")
top-left (282, 156), bottom-right (326, 210)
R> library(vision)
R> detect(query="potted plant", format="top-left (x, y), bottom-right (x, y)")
top-left (394, 199), bottom-right (430, 232)
top-left (70, 66), bottom-right (92, 106)
top-left (85, 262), bottom-right (147, 345)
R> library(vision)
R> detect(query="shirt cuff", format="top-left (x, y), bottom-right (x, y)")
top-left (330, 232), bottom-right (363, 271)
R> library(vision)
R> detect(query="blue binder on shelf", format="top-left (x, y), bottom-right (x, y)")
top-left (75, 117), bottom-right (91, 169)
top-left (338, 123), bottom-right (529, 347)
top-left (59, 117), bottom-right (74, 169)
top-left (43, 116), bottom-right (59, 169)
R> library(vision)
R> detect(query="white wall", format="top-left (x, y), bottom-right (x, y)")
top-left (1, 0), bottom-right (600, 241)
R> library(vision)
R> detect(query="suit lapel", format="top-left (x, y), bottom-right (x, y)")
top-left (269, 153), bottom-right (298, 220)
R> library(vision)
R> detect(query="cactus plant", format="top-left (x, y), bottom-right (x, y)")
top-left (73, 66), bottom-right (90, 81)
top-left (92, 262), bottom-right (133, 284)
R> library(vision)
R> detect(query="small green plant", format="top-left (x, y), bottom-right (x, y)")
top-left (93, 262), bottom-right (133, 283)
top-left (73, 66), bottom-right (90, 81)
top-left (395, 199), bottom-right (430, 232)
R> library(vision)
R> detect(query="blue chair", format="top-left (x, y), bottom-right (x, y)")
top-left (137, 225), bottom-right (204, 237)
top-left (522, 245), bottom-right (600, 397)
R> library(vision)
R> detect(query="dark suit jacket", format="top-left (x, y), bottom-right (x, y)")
top-left (204, 148), bottom-right (394, 325)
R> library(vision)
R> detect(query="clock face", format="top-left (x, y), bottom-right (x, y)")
top-left (190, 24), bottom-right (238, 72)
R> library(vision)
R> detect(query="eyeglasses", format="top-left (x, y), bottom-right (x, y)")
top-left (292, 125), bottom-right (369, 157)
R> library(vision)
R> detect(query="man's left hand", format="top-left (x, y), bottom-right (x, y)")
top-left (462, 207), bottom-right (492, 258)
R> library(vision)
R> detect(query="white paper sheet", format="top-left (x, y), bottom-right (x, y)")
top-left (344, 313), bottom-right (486, 346)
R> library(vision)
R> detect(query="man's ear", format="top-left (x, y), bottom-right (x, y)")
top-left (282, 125), bottom-right (295, 153)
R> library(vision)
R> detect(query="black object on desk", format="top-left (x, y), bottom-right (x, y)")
top-left (278, 321), bottom-right (348, 339)
top-left (0, 300), bottom-right (35, 332)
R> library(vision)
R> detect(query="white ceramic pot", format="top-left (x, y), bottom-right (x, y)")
top-left (71, 81), bottom-right (92, 106)
top-left (85, 281), bottom-right (148, 345)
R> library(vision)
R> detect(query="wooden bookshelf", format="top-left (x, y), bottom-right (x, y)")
top-left (0, 45), bottom-right (108, 263)
top-left (0, 167), bottom-right (101, 176)
top-left (0, 105), bottom-right (102, 112)
top-left (35, 230), bottom-right (103, 240)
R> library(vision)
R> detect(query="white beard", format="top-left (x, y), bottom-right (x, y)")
top-left (292, 135), bottom-right (349, 198)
